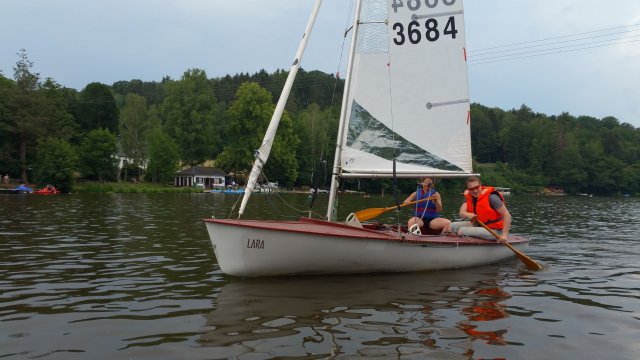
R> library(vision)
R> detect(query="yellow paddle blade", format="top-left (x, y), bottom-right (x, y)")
top-left (353, 206), bottom-right (394, 222)
top-left (476, 219), bottom-right (543, 271)
top-left (504, 242), bottom-right (543, 271)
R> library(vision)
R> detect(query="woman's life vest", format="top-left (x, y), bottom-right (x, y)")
top-left (414, 187), bottom-right (439, 219)
top-left (464, 186), bottom-right (504, 229)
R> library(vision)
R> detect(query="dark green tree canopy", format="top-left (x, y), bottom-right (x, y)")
top-left (33, 137), bottom-right (78, 192)
top-left (162, 68), bottom-right (220, 166)
top-left (77, 82), bottom-right (119, 134)
top-left (78, 128), bottom-right (118, 182)
top-left (1, 50), bottom-right (639, 194)
top-left (146, 128), bottom-right (180, 183)
top-left (216, 82), bottom-right (299, 186)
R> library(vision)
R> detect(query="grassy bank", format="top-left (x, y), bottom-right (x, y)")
top-left (73, 182), bottom-right (204, 193)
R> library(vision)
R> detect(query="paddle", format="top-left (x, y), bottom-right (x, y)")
top-left (475, 218), bottom-right (543, 271)
top-left (353, 196), bottom-right (436, 222)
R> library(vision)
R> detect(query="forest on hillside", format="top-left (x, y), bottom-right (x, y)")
top-left (1, 50), bottom-right (639, 195)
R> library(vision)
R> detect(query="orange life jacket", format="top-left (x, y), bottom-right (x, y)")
top-left (464, 186), bottom-right (504, 229)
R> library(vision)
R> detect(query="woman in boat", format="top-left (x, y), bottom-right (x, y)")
top-left (402, 177), bottom-right (451, 234)
top-left (450, 176), bottom-right (511, 241)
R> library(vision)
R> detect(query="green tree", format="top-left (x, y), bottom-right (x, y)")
top-left (162, 69), bottom-right (220, 165)
top-left (119, 93), bottom-right (159, 179)
top-left (33, 137), bottom-right (78, 192)
top-left (470, 104), bottom-right (498, 163)
top-left (552, 134), bottom-right (586, 194)
top-left (527, 117), bottom-right (555, 176)
top-left (3, 50), bottom-right (50, 182)
top-left (0, 74), bottom-right (14, 172)
top-left (146, 129), bottom-right (180, 183)
top-left (40, 78), bottom-right (79, 141)
top-left (620, 163), bottom-right (640, 195)
top-left (294, 103), bottom-right (336, 187)
top-left (216, 82), bottom-right (299, 186)
top-left (78, 128), bottom-right (118, 182)
top-left (77, 82), bottom-right (119, 133)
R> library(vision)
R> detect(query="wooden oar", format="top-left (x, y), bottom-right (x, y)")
top-left (354, 196), bottom-right (435, 222)
top-left (476, 218), bottom-right (543, 271)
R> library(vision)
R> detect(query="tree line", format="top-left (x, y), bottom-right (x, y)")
top-left (1, 50), bottom-right (638, 195)
top-left (470, 104), bottom-right (640, 195)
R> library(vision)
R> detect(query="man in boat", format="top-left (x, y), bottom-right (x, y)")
top-left (402, 177), bottom-right (451, 234)
top-left (450, 176), bottom-right (511, 241)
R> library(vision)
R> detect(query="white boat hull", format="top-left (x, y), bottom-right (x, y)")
top-left (204, 218), bottom-right (530, 277)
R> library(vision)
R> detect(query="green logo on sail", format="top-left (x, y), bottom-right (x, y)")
top-left (346, 101), bottom-right (462, 171)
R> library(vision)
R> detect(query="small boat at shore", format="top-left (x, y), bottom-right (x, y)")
top-left (0, 184), bottom-right (33, 194)
top-left (207, 187), bottom-right (245, 194)
top-left (0, 188), bottom-right (29, 195)
top-left (33, 186), bottom-right (60, 195)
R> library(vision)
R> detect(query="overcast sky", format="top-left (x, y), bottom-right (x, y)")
top-left (2, 0), bottom-right (639, 127)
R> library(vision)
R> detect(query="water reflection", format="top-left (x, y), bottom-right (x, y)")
top-left (1, 194), bottom-right (639, 359)
top-left (201, 270), bottom-right (516, 358)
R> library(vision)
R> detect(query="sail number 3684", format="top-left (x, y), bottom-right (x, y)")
top-left (392, 17), bottom-right (457, 45)
top-left (391, 0), bottom-right (458, 46)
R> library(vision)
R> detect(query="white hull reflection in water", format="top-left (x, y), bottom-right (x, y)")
top-left (200, 270), bottom-right (513, 358)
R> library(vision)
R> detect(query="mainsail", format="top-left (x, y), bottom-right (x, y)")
top-left (337, 0), bottom-right (473, 178)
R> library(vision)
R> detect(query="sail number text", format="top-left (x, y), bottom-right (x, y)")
top-left (392, 17), bottom-right (457, 45)
top-left (391, 0), bottom-right (456, 13)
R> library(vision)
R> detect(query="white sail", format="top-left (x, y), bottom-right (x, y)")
top-left (238, 0), bottom-right (323, 217)
top-left (339, 0), bottom-right (472, 178)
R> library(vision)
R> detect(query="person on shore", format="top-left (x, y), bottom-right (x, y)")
top-left (450, 176), bottom-right (511, 241)
top-left (403, 177), bottom-right (451, 234)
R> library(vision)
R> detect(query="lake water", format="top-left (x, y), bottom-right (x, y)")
top-left (1, 192), bottom-right (639, 359)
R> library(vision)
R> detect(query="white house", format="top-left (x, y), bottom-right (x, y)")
top-left (174, 166), bottom-right (228, 188)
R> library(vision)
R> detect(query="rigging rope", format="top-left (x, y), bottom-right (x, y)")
top-left (310, 0), bottom-right (355, 216)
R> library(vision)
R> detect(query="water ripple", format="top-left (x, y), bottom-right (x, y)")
top-left (1, 194), bottom-right (639, 359)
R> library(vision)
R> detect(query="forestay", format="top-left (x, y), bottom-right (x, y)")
top-left (338, 0), bottom-right (472, 178)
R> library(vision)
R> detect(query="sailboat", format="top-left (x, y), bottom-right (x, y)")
top-left (204, 0), bottom-right (531, 277)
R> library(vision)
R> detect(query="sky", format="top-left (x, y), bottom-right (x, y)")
top-left (2, 0), bottom-right (639, 127)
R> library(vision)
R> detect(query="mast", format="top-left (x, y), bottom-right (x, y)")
top-left (238, 0), bottom-right (323, 217)
top-left (326, 0), bottom-right (363, 221)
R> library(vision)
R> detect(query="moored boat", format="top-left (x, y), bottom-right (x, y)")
top-left (0, 184), bottom-right (33, 194)
top-left (0, 188), bottom-right (29, 195)
top-left (33, 186), bottom-right (60, 195)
